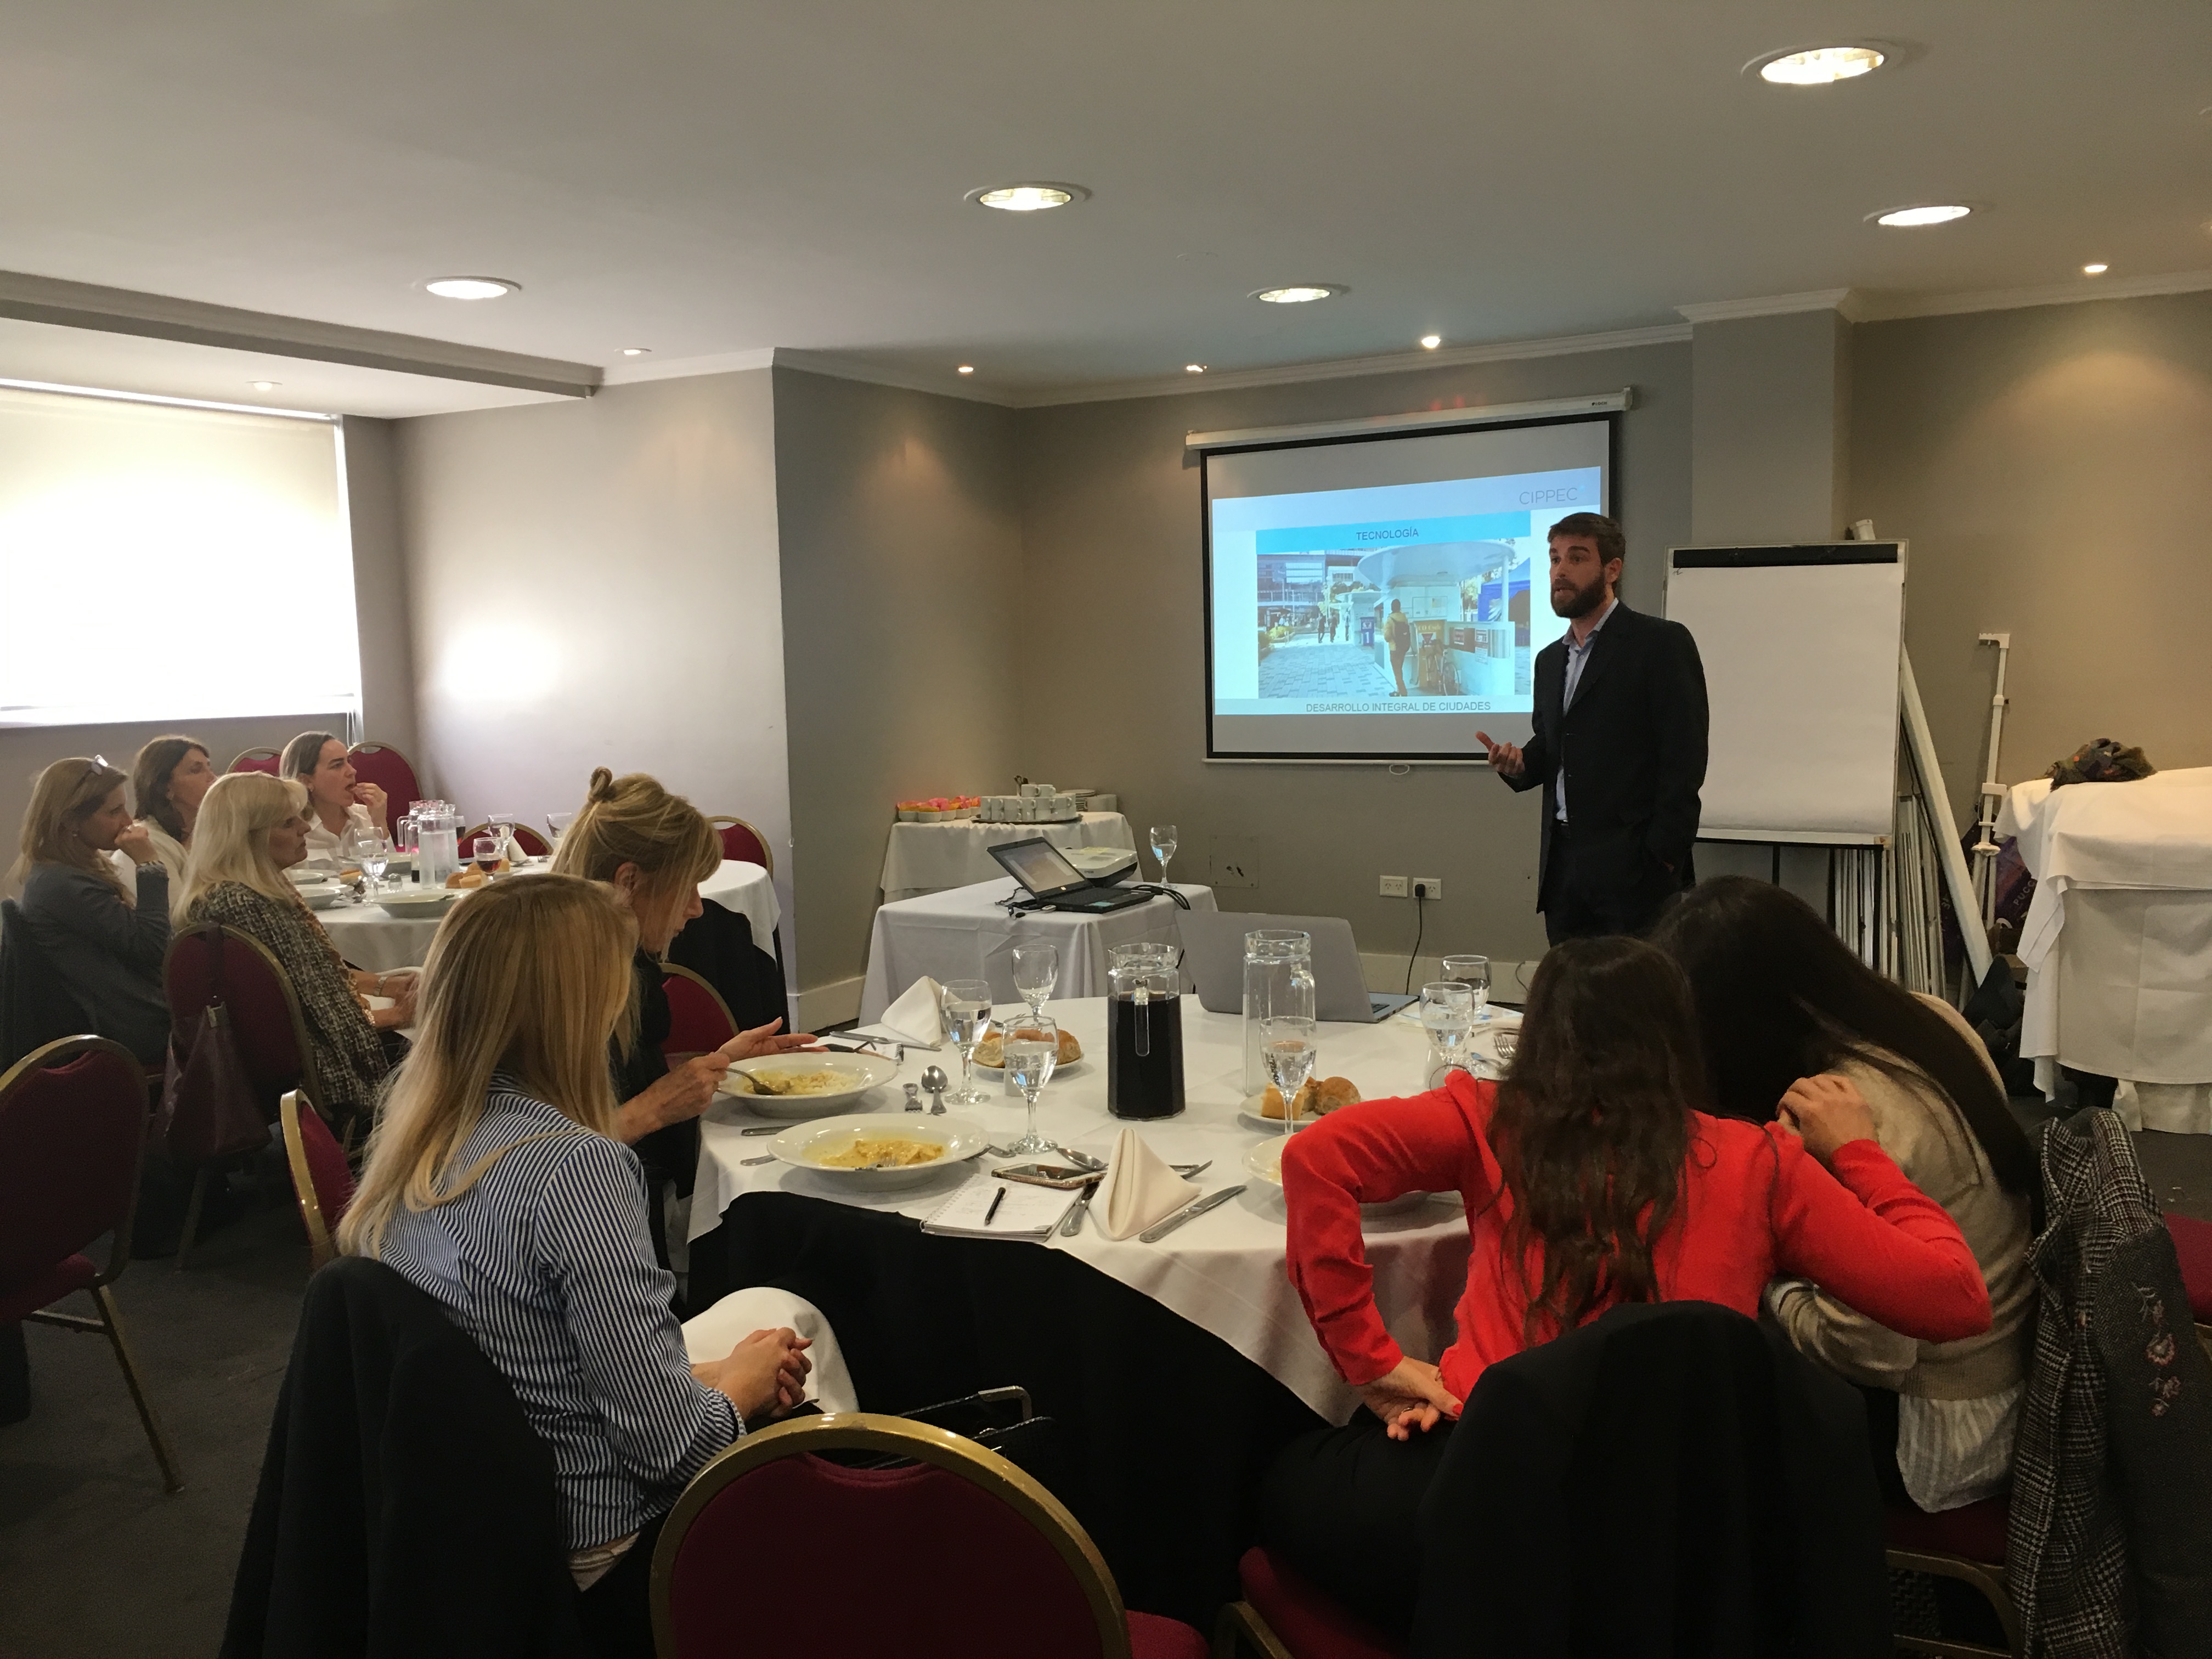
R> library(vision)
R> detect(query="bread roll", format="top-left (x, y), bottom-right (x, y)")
top-left (1258, 1076), bottom-right (1362, 1119)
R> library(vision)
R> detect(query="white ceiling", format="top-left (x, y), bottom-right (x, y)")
top-left (2, 1), bottom-right (2206, 414)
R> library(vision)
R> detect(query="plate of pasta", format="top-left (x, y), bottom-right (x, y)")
top-left (719, 1052), bottom-right (900, 1118)
top-left (767, 1113), bottom-right (990, 1188)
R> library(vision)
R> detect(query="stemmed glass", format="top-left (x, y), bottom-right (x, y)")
top-left (472, 834), bottom-right (504, 876)
top-left (942, 979), bottom-right (996, 1107)
top-left (356, 831), bottom-right (392, 894)
top-left (1148, 823), bottom-right (1178, 886)
top-left (1441, 955), bottom-right (1492, 1020)
top-left (546, 810), bottom-right (575, 844)
top-left (1002, 1017), bottom-right (1062, 1156)
top-left (1420, 981), bottom-right (1476, 1077)
top-left (1262, 1015), bottom-right (1318, 1137)
top-left (488, 811), bottom-right (519, 861)
top-left (1011, 941), bottom-right (1060, 1022)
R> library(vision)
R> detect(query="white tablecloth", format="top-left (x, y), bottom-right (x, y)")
top-left (858, 878), bottom-right (1217, 1025)
top-left (320, 860), bottom-right (778, 974)
top-left (1998, 770), bottom-right (2212, 1130)
top-left (691, 995), bottom-right (1492, 1422)
top-left (879, 812), bottom-right (1137, 904)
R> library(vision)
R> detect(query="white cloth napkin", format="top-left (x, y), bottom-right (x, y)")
top-left (879, 975), bottom-right (946, 1048)
top-left (1093, 1127), bottom-right (1199, 1241)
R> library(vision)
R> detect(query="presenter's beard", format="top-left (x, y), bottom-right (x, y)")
top-left (1550, 572), bottom-right (1605, 619)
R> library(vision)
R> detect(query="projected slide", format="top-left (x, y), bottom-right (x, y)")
top-left (1204, 415), bottom-right (1610, 759)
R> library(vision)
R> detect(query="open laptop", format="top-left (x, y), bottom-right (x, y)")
top-left (988, 836), bottom-right (1153, 913)
top-left (1177, 911), bottom-right (1417, 1024)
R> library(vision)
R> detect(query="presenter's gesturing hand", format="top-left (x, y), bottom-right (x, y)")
top-left (1475, 730), bottom-right (1525, 778)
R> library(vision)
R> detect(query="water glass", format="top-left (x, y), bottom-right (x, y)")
top-left (1261, 1014), bottom-right (1318, 1135)
top-left (1011, 941), bottom-right (1060, 1019)
top-left (546, 810), bottom-right (575, 843)
top-left (1148, 823), bottom-right (1178, 885)
top-left (1441, 954), bottom-right (1492, 1018)
top-left (358, 832), bottom-right (392, 891)
top-left (942, 979), bottom-right (995, 1106)
top-left (1002, 1017), bottom-right (1061, 1156)
top-left (1420, 981), bottom-right (1476, 1073)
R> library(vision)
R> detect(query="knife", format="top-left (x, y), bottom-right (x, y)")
top-left (1059, 1180), bottom-right (1101, 1238)
top-left (1138, 1184), bottom-right (1247, 1244)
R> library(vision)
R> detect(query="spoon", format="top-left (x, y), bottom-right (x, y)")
top-left (921, 1065), bottom-right (949, 1115)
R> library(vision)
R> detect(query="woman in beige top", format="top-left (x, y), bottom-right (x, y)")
top-left (1655, 876), bottom-right (2039, 1513)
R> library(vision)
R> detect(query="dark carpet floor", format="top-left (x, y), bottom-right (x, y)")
top-left (3, 1114), bottom-right (2208, 1659)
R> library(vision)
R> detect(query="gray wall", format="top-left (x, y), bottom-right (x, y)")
top-left (1852, 290), bottom-right (2212, 823)
top-left (340, 415), bottom-right (421, 766)
top-left (395, 370), bottom-right (794, 969)
top-left (772, 368), bottom-right (1022, 1008)
top-left (1691, 310), bottom-right (1852, 545)
top-left (1014, 341), bottom-right (1694, 974)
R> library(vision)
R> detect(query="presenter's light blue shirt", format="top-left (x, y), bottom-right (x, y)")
top-left (1555, 596), bottom-right (1617, 823)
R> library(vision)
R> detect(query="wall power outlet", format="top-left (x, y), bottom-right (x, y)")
top-left (1379, 874), bottom-right (1408, 898)
top-left (1411, 877), bottom-right (1443, 900)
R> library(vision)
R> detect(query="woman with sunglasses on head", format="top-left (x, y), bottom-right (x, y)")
top-left (1653, 876), bottom-right (2038, 1515)
top-left (1261, 936), bottom-right (1994, 1640)
top-left (10, 756), bottom-right (172, 1063)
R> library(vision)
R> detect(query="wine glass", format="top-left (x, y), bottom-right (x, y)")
top-left (472, 834), bottom-right (503, 876)
top-left (1011, 941), bottom-right (1059, 1020)
top-left (546, 809), bottom-right (575, 844)
top-left (1262, 1014), bottom-right (1318, 1136)
top-left (357, 831), bottom-right (392, 893)
top-left (942, 979), bottom-right (995, 1107)
top-left (1441, 954), bottom-right (1492, 1020)
top-left (488, 811), bottom-right (519, 861)
top-left (1420, 981), bottom-right (1476, 1074)
top-left (1148, 823), bottom-right (1178, 886)
top-left (1002, 1017), bottom-right (1062, 1156)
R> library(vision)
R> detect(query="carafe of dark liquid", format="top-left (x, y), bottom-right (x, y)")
top-left (1108, 960), bottom-right (1184, 1120)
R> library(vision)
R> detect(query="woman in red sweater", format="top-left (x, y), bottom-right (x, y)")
top-left (1260, 936), bottom-right (1991, 1637)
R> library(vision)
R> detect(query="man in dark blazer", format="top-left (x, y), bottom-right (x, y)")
top-left (1477, 512), bottom-right (1708, 943)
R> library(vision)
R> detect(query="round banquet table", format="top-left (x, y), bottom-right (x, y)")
top-left (319, 858), bottom-right (778, 974)
top-left (684, 994), bottom-right (1518, 1626)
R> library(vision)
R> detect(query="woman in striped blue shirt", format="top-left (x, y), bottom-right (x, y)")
top-left (338, 874), bottom-right (812, 1655)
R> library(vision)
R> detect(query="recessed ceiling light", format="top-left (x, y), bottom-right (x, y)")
top-left (1871, 204), bottom-right (1973, 228)
top-left (249, 380), bottom-right (280, 391)
top-left (620, 347), bottom-right (651, 357)
top-left (1252, 285), bottom-right (1344, 304)
top-left (967, 182), bottom-right (1090, 212)
top-left (1419, 335), bottom-right (1442, 350)
top-left (957, 365), bottom-right (975, 375)
top-left (2083, 262), bottom-right (2109, 275)
top-left (1752, 44), bottom-right (1886, 85)
top-left (424, 275), bottom-right (520, 300)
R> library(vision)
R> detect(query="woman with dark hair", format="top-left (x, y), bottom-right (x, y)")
top-left (1652, 875), bottom-right (2036, 1513)
top-left (1260, 936), bottom-right (1992, 1638)
top-left (115, 735), bottom-right (216, 900)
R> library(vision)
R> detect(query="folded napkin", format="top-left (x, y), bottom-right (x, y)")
top-left (879, 975), bottom-right (946, 1048)
top-left (1093, 1127), bottom-right (1199, 1241)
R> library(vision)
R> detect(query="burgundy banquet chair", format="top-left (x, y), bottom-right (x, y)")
top-left (227, 747), bottom-right (282, 776)
top-left (278, 1088), bottom-right (355, 1271)
top-left (653, 1413), bottom-right (1206, 1659)
top-left (707, 815), bottom-right (772, 874)
top-left (345, 740), bottom-right (422, 821)
top-left (659, 963), bottom-right (738, 1057)
top-left (162, 924), bottom-right (328, 1266)
top-left (0, 1035), bottom-right (184, 1491)
top-left (461, 821), bottom-right (552, 859)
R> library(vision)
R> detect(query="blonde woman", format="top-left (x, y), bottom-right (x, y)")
top-left (179, 773), bottom-right (414, 1128)
top-left (11, 756), bottom-right (171, 1062)
top-left (551, 768), bottom-right (814, 1148)
top-left (125, 735), bottom-right (217, 885)
top-left (339, 876), bottom-right (821, 1651)
top-left (281, 730), bottom-right (386, 865)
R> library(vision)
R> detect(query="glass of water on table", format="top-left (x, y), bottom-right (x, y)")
top-left (1420, 981), bottom-right (1476, 1076)
top-left (1262, 1015), bottom-right (1318, 1137)
top-left (1002, 1017), bottom-right (1062, 1156)
top-left (1148, 823), bottom-right (1178, 886)
top-left (1440, 954), bottom-right (1492, 1019)
top-left (942, 979), bottom-right (996, 1107)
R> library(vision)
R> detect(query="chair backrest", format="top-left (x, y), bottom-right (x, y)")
top-left (659, 963), bottom-right (738, 1056)
top-left (279, 1089), bottom-right (355, 1271)
top-left (653, 1413), bottom-right (1128, 1659)
top-left (345, 742), bottom-right (422, 820)
top-left (461, 823), bottom-right (552, 859)
top-left (708, 815), bottom-right (772, 875)
top-left (162, 924), bottom-right (323, 1117)
top-left (1, 897), bottom-right (95, 1069)
top-left (228, 748), bottom-right (283, 776)
top-left (0, 1036), bottom-right (149, 1284)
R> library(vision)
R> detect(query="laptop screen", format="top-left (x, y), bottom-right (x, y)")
top-left (989, 837), bottom-right (1088, 898)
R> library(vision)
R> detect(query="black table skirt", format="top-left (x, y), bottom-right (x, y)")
top-left (688, 1192), bottom-right (1327, 1628)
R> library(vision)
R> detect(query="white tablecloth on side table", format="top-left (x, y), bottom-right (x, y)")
top-left (319, 859), bottom-right (778, 975)
top-left (1999, 769), bottom-right (2212, 1132)
top-left (858, 878), bottom-right (1216, 1025)
top-left (690, 995), bottom-right (1472, 1423)
top-left (879, 812), bottom-right (1137, 904)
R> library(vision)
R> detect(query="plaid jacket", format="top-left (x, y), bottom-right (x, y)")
top-left (2007, 1109), bottom-right (2212, 1657)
